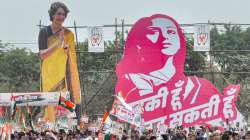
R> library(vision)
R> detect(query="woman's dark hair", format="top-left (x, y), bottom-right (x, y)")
top-left (48, 2), bottom-right (69, 21)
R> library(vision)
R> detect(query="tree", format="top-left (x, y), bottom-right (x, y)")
top-left (210, 25), bottom-right (250, 117)
top-left (184, 36), bottom-right (206, 75)
top-left (0, 44), bottom-right (40, 92)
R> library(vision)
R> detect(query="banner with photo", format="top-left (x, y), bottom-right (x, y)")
top-left (193, 24), bottom-right (210, 51)
top-left (114, 14), bottom-right (241, 128)
top-left (88, 26), bottom-right (104, 52)
top-left (0, 92), bottom-right (62, 106)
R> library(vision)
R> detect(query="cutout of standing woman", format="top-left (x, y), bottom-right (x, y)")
top-left (38, 2), bottom-right (81, 123)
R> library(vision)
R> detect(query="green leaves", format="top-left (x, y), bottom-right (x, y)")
top-left (0, 44), bottom-right (40, 92)
top-left (210, 25), bottom-right (250, 117)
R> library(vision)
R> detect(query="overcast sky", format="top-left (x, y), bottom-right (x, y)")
top-left (0, 0), bottom-right (249, 52)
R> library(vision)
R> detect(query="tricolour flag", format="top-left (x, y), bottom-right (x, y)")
top-left (59, 96), bottom-right (75, 112)
top-left (21, 112), bottom-right (26, 130)
top-left (99, 111), bottom-right (112, 139)
top-left (26, 106), bottom-right (34, 131)
top-left (101, 111), bottom-right (110, 124)
top-left (10, 95), bottom-right (17, 119)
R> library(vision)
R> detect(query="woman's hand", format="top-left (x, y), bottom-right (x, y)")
top-left (39, 28), bottom-right (69, 59)
top-left (58, 29), bottom-right (70, 54)
top-left (59, 28), bottom-right (64, 42)
top-left (56, 28), bottom-right (65, 48)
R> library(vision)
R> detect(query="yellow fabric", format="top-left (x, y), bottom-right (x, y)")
top-left (41, 35), bottom-right (68, 92)
top-left (65, 30), bottom-right (81, 104)
top-left (41, 29), bottom-right (81, 123)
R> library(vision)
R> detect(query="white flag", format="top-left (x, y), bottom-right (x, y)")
top-left (88, 26), bottom-right (104, 52)
top-left (193, 24), bottom-right (210, 51)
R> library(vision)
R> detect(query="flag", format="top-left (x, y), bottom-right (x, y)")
top-left (11, 102), bottom-right (17, 118)
top-left (102, 111), bottom-right (109, 123)
top-left (88, 26), bottom-right (104, 52)
top-left (99, 111), bottom-right (112, 138)
top-left (193, 24), bottom-right (210, 51)
top-left (59, 96), bottom-right (75, 112)
top-left (27, 106), bottom-right (34, 131)
top-left (10, 95), bottom-right (17, 119)
top-left (21, 112), bottom-right (26, 130)
top-left (101, 111), bottom-right (112, 128)
top-left (0, 125), bottom-right (12, 140)
top-left (104, 115), bottom-right (112, 126)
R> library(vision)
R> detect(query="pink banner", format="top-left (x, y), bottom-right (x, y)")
top-left (114, 14), bottom-right (240, 128)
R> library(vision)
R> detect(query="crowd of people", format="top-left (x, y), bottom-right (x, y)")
top-left (118, 126), bottom-right (249, 140)
top-left (10, 129), bottom-right (96, 140)
top-left (6, 125), bottom-right (250, 140)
